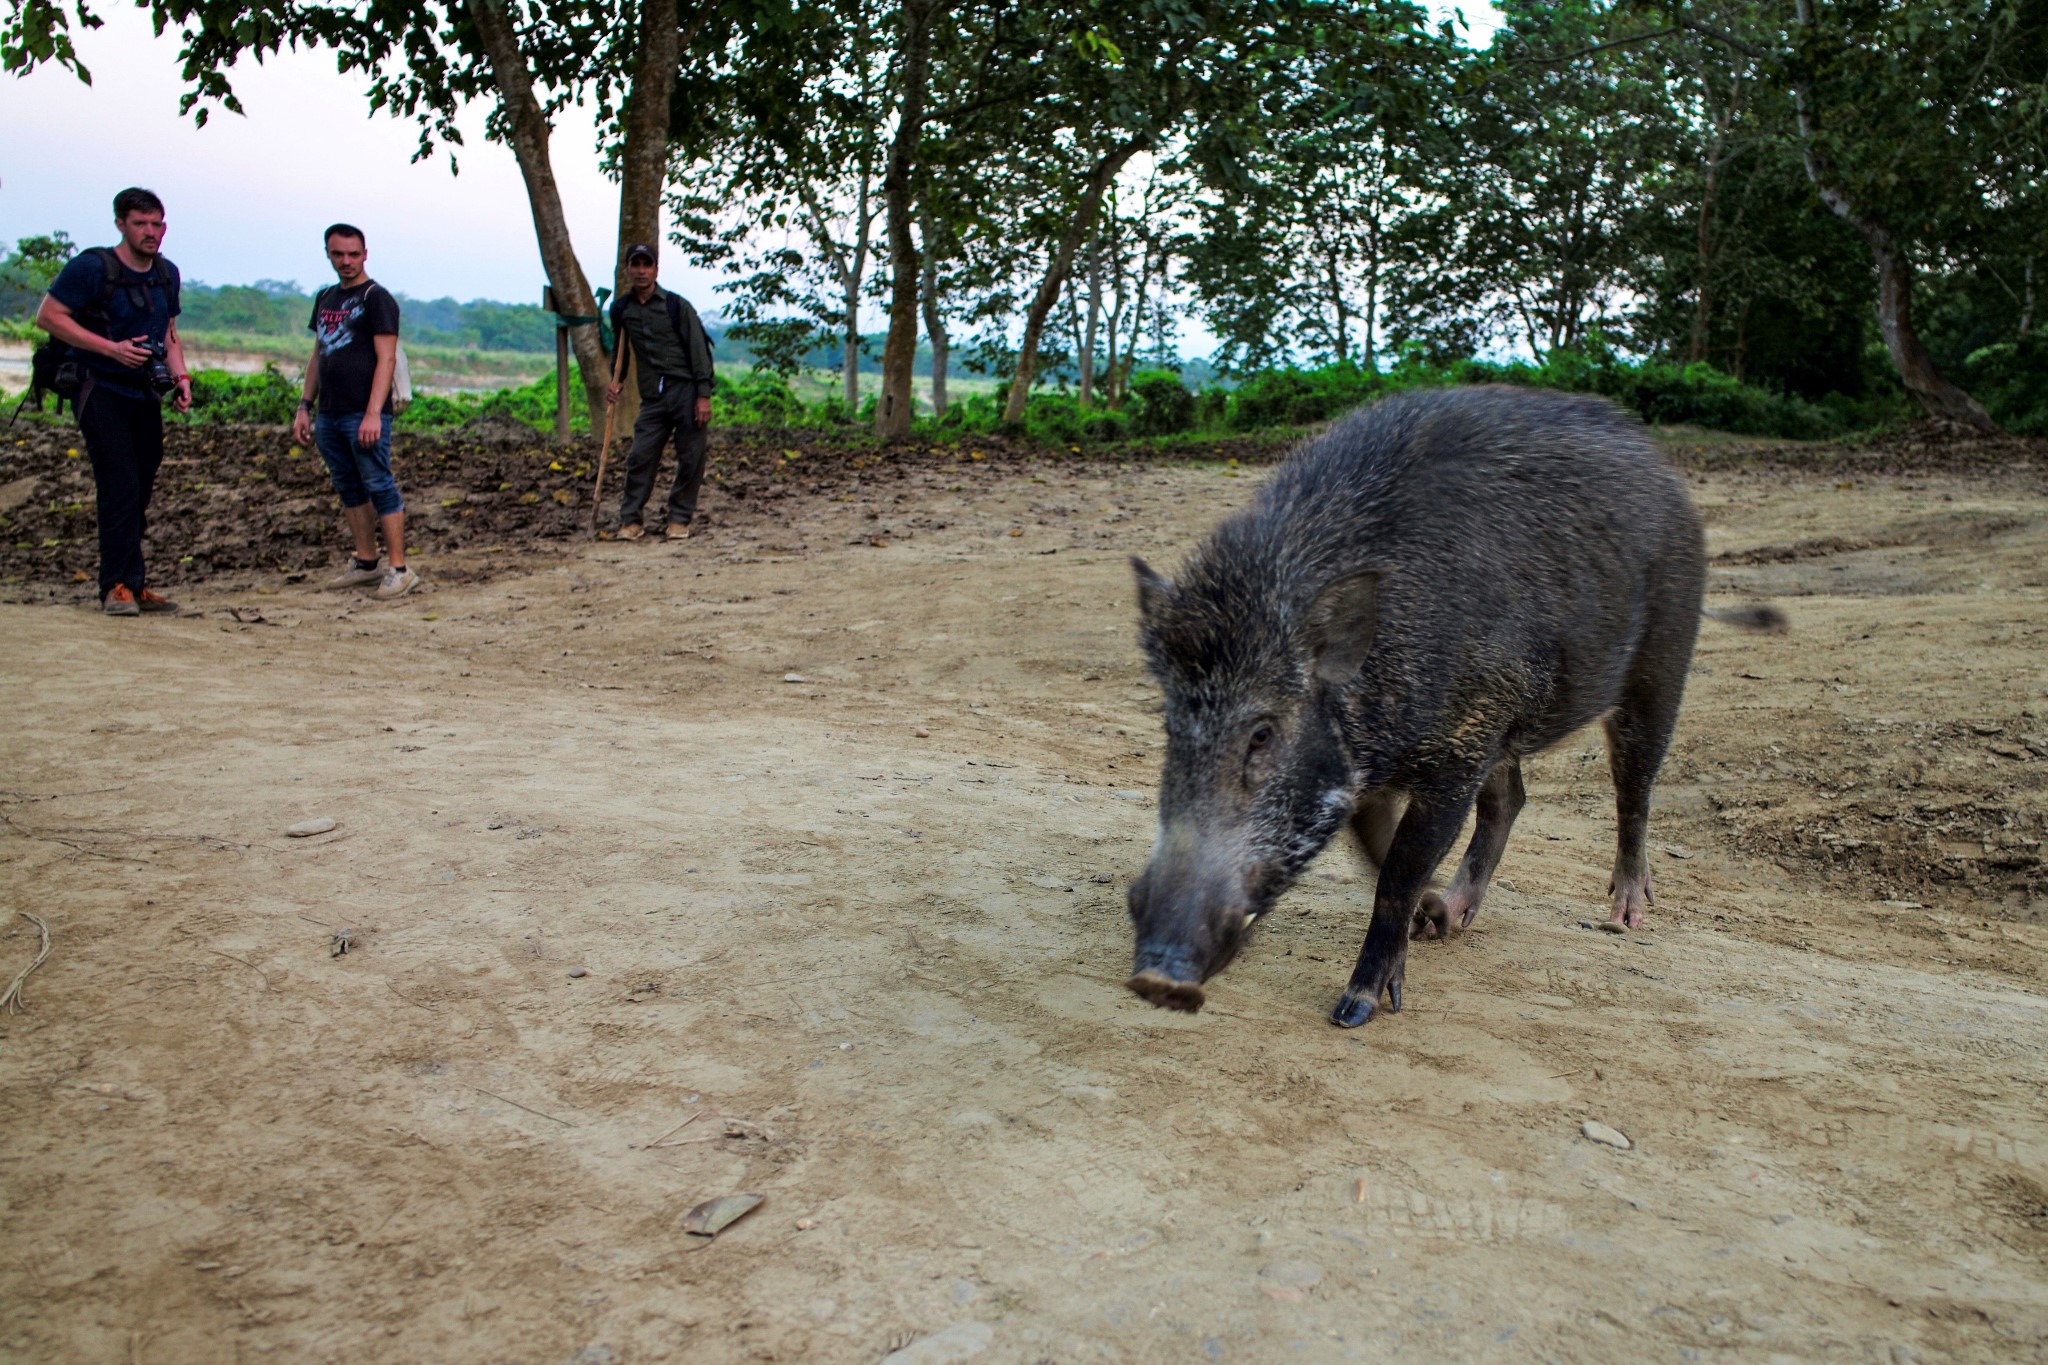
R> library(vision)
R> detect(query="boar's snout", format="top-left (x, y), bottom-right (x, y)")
top-left (1128, 961), bottom-right (1206, 1012)
top-left (1125, 850), bottom-right (1264, 1013)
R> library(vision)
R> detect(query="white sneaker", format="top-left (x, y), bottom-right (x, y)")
top-left (374, 566), bottom-right (420, 600)
top-left (326, 559), bottom-right (384, 589)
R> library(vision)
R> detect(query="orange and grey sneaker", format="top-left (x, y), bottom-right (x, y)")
top-left (137, 588), bottom-right (180, 614)
top-left (665, 523), bottom-right (691, 541)
top-left (618, 522), bottom-right (646, 542)
top-left (103, 584), bottom-right (140, 616)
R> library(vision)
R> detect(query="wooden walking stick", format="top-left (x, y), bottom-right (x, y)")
top-left (590, 336), bottom-right (629, 533)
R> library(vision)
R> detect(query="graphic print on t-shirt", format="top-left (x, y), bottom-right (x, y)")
top-left (315, 291), bottom-right (366, 356)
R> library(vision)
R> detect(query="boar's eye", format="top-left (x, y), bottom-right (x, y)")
top-left (1247, 722), bottom-right (1275, 753)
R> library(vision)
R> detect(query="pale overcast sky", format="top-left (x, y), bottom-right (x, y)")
top-left (0, 4), bottom-right (1500, 310)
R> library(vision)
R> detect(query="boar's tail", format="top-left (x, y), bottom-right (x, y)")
top-left (1702, 604), bottom-right (1788, 632)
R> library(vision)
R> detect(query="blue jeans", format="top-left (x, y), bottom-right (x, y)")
top-left (314, 412), bottom-right (403, 516)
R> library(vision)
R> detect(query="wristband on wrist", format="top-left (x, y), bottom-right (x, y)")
top-left (297, 398), bottom-right (314, 410)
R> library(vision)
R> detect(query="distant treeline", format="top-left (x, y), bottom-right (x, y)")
top-left (0, 234), bottom-right (574, 352)
top-left (4, 231), bottom-right (1200, 382)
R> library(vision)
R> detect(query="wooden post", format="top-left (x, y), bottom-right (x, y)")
top-left (545, 285), bottom-right (570, 443)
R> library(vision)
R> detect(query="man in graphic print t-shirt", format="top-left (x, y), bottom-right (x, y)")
top-left (294, 223), bottom-right (417, 599)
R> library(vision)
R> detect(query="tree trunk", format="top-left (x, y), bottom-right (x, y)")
top-left (617, 0), bottom-right (679, 294)
top-left (469, 0), bottom-right (611, 425)
top-left (1121, 245), bottom-right (1154, 398)
top-left (609, 0), bottom-right (682, 439)
top-left (1689, 161), bottom-right (1717, 363)
top-left (1002, 139), bottom-right (1144, 423)
top-left (1865, 227), bottom-right (1996, 427)
top-left (1329, 251), bottom-right (1348, 364)
top-left (843, 287), bottom-right (864, 410)
top-left (1363, 227), bottom-right (1378, 372)
top-left (1103, 253), bottom-right (1125, 406)
top-left (920, 218), bottom-right (948, 419)
top-left (875, 0), bottom-right (934, 441)
top-left (1788, 0), bottom-right (1994, 430)
top-left (1078, 242), bottom-right (1101, 407)
top-left (1803, 180), bottom-right (1996, 427)
top-left (797, 179), bottom-right (871, 412)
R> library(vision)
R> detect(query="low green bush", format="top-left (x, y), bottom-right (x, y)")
top-left (1129, 368), bottom-right (1196, 436)
top-left (1010, 394), bottom-right (1126, 446)
top-left (180, 367), bottom-right (300, 424)
top-left (1961, 336), bottom-right (2048, 435)
top-left (1225, 365), bottom-right (1379, 429)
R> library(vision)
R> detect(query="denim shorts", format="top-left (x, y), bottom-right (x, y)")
top-left (313, 411), bottom-right (403, 516)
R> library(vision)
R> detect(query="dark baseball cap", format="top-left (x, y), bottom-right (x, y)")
top-left (624, 243), bottom-right (657, 264)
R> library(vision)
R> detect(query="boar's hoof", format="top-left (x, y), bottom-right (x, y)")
top-left (1329, 979), bottom-right (1402, 1028)
top-left (1127, 970), bottom-right (1206, 1013)
top-left (1412, 891), bottom-right (1454, 940)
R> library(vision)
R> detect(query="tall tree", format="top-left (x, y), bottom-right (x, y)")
top-left (1654, 0), bottom-right (2046, 427)
top-left (670, 0), bottom-right (888, 405)
top-left (1415, 1), bottom-right (1684, 358)
top-left (465, 0), bottom-right (613, 419)
top-left (873, 0), bottom-right (940, 438)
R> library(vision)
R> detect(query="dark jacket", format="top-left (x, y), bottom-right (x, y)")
top-left (609, 286), bottom-right (714, 400)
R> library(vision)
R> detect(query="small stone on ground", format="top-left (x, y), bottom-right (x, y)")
top-left (1582, 1120), bottom-right (1633, 1150)
top-left (286, 817), bottom-right (336, 837)
top-left (880, 1321), bottom-right (993, 1364)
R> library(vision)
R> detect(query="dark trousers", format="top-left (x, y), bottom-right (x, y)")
top-left (77, 382), bottom-right (165, 601)
top-left (619, 381), bottom-right (709, 528)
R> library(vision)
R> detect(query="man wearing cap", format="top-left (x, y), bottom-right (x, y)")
top-left (606, 244), bottom-right (715, 541)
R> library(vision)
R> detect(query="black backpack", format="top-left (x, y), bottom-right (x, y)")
top-left (17, 249), bottom-right (179, 420)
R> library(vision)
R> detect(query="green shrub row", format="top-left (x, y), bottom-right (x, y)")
top-left (1213, 348), bottom-right (1906, 440)
top-left (86, 338), bottom-right (2048, 442)
top-left (163, 366), bottom-right (812, 434)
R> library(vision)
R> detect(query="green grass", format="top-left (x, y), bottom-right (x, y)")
top-left (176, 330), bottom-right (561, 386)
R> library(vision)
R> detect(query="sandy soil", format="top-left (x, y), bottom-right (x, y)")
top-left (2, 435), bottom-right (2046, 1364)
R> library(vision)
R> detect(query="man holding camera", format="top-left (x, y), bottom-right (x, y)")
top-left (293, 223), bottom-right (417, 599)
top-left (35, 187), bottom-right (192, 616)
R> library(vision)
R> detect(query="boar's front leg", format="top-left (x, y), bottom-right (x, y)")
top-left (1414, 757), bottom-right (1526, 940)
top-left (1331, 787), bottom-right (1479, 1028)
top-left (1349, 788), bottom-right (1402, 869)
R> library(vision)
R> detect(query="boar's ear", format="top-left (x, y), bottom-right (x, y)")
top-left (1306, 570), bottom-right (1380, 685)
top-left (1132, 557), bottom-right (1173, 625)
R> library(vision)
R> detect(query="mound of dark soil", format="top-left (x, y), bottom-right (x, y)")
top-left (1674, 420), bottom-right (2048, 477)
top-left (0, 420), bottom-right (1281, 602)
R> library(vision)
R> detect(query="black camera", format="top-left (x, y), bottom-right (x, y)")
top-left (140, 339), bottom-right (178, 398)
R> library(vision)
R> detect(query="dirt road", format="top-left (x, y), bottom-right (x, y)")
top-left (2, 438), bottom-right (2045, 1363)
